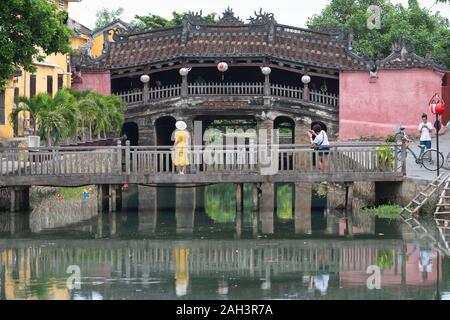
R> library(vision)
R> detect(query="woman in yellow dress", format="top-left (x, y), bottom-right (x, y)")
top-left (173, 120), bottom-right (190, 174)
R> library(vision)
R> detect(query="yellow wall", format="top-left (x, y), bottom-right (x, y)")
top-left (0, 0), bottom-right (76, 141)
top-left (71, 35), bottom-right (89, 50)
top-left (91, 31), bottom-right (114, 59)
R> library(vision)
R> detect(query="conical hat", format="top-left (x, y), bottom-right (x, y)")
top-left (175, 121), bottom-right (187, 130)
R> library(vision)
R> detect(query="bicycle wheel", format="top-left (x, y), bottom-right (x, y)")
top-left (421, 149), bottom-right (444, 171)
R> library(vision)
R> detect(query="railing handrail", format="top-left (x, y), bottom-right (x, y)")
top-left (0, 143), bottom-right (401, 152)
top-left (116, 82), bottom-right (339, 106)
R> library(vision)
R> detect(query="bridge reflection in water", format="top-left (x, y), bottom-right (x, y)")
top-left (0, 184), bottom-right (448, 300)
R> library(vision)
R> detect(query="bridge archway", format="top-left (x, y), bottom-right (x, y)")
top-left (155, 116), bottom-right (176, 146)
top-left (121, 122), bottom-right (139, 146)
top-left (193, 115), bottom-right (257, 146)
top-left (274, 116), bottom-right (295, 144)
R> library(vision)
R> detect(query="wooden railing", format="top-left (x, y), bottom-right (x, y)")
top-left (116, 83), bottom-right (339, 106)
top-left (270, 84), bottom-right (303, 100)
top-left (118, 90), bottom-right (143, 104)
top-left (309, 90), bottom-right (339, 107)
top-left (188, 82), bottom-right (264, 96)
top-left (0, 143), bottom-right (403, 184)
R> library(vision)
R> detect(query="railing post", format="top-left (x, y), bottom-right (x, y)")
top-left (303, 83), bottom-right (309, 102)
top-left (117, 140), bottom-right (122, 174)
top-left (125, 140), bottom-right (131, 175)
top-left (181, 75), bottom-right (188, 98)
top-left (401, 142), bottom-right (407, 176)
top-left (264, 74), bottom-right (270, 96)
top-left (143, 82), bottom-right (149, 104)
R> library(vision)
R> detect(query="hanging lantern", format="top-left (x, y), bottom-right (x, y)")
top-left (301, 75), bottom-right (311, 84)
top-left (429, 93), bottom-right (445, 115)
top-left (140, 74), bottom-right (150, 83)
top-left (261, 67), bottom-right (271, 76)
top-left (179, 67), bottom-right (191, 77)
top-left (217, 62), bottom-right (228, 72)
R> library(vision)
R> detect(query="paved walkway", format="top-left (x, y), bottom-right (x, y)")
top-left (405, 129), bottom-right (450, 181)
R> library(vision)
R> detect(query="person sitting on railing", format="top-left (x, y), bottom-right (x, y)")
top-left (172, 121), bottom-right (191, 174)
top-left (308, 124), bottom-right (330, 172)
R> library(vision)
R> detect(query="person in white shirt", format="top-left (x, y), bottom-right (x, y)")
top-left (308, 124), bottom-right (330, 172)
top-left (418, 113), bottom-right (433, 150)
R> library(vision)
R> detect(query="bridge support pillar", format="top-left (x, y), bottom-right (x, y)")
top-left (259, 183), bottom-right (274, 234)
top-left (97, 185), bottom-right (109, 213)
top-left (138, 185), bottom-right (158, 233)
top-left (9, 187), bottom-right (30, 212)
top-left (344, 182), bottom-right (354, 211)
top-left (176, 187), bottom-right (196, 234)
top-left (252, 184), bottom-right (260, 236)
top-left (108, 185), bottom-right (122, 212)
top-left (235, 183), bottom-right (244, 238)
top-left (344, 182), bottom-right (355, 238)
top-left (294, 182), bottom-right (312, 234)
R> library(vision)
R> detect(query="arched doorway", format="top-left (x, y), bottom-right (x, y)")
top-left (155, 116), bottom-right (176, 146)
top-left (274, 116), bottom-right (295, 171)
top-left (274, 116), bottom-right (295, 144)
top-left (121, 122), bottom-right (139, 146)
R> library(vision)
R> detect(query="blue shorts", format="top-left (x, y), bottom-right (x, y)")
top-left (420, 140), bottom-right (431, 149)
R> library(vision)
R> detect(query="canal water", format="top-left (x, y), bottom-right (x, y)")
top-left (0, 183), bottom-right (449, 300)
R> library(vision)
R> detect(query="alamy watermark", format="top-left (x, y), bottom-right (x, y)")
top-left (367, 5), bottom-right (382, 30)
top-left (366, 265), bottom-right (381, 290)
top-left (66, 265), bottom-right (81, 290)
top-left (173, 121), bottom-right (280, 175)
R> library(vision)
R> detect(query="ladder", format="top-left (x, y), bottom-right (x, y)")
top-left (434, 178), bottom-right (450, 252)
top-left (400, 172), bottom-right (450, 235)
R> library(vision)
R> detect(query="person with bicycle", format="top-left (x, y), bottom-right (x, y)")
top-left (418, 113), bottom-right (433, 150)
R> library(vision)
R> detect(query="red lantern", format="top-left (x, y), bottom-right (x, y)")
top-left (429, 93), bottom-right (445, 115)
top-left (217, 62), bottom-right (228, 73)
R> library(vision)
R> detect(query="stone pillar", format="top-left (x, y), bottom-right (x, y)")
top-left (294, 182), bottom-right (312, 234)
top-left (257, 118), bottom-right (274, 143)
top-left (344, 182), bottom-right (354, 237)
top-left (175, 187), bottom-right (196, 234)
top-left (9, 187), bottom-right (30, 212)
top-left (108, 184), bottom-right (122, 212)
top-left (138, 185), bottom-right (158, 233)
top-left (137, 117), bottom-right (155, 146)
top-left (252, 184), bottom-right (260, 236)
top-left (97, 185), bottom-right (109, 213)
top-left (235, 183), bottom-right (244, 238)
top-left (294, 118), bottom-right (312, 171)
top-left (259, 182), bottom-right (274, 234)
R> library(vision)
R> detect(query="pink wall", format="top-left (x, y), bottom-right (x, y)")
top-left (72, 71), bottom-right (111, 95)
top-left (339, 69), bottom-right (444, 140)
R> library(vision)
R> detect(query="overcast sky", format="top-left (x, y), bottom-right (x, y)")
top-left (69, 0), bottom-right (450, 30)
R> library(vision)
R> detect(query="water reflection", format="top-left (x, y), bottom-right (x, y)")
top-left (0, 183), bottom-right (449, 300)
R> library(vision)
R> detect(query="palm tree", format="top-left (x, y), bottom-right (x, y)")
top-left (92, 94), bottom-right (125, 139)
top-left (10, 93), bottom-right (48, 136)
top-left (36, 90), bottom-right (78, 146)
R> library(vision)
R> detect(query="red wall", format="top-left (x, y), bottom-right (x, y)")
top-left (442, 72), bottom-right (450, 127)
top-left (72, 71), bottom-right (111, 95)
top-left (339, 69), bottom-right (444, 140)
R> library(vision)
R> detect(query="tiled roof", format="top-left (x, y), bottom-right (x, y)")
top-left (75, 10), bottom-right (446, 73)
top-left (81, 23), bottom-right (366, 71)
top-left (376, 41), bottom-right (447, 72)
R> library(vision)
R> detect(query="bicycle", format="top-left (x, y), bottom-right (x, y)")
top-left (447, 151), bottom-right (450, 169)
top-left (394, 127), bottom-right (444, 171)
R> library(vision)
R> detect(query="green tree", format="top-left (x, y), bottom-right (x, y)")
top-left (0, 0), bottom-right (73, 89)
top-left (307, 0), bottom-right (450, 68)
top-left (11, 90), bottom-right (77, 146)
top-left (94, 7), bottom-right (124, 30)
top-left (133, 11), bottom-right (218, 30)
